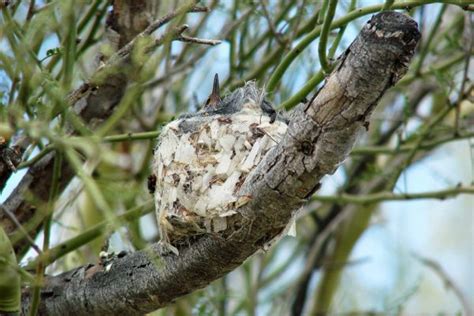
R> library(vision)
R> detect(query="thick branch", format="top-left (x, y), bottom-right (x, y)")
top-left (20, 12), bottom-right (420, 315)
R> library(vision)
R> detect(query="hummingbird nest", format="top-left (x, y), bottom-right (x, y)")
top-left (152, 76), bottom-right (289, 254)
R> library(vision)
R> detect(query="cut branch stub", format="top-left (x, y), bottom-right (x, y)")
top-left (20, 11), bottom-right (420, 316)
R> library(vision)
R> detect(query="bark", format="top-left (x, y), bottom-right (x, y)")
top-left (19, 11), bottom-right (420, 316)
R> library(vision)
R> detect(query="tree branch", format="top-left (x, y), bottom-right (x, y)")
top-left (313, 185), bottom-right (474, 204)
top-left (351, 130), bottom-right (474, 155)
top-left (19, 11), bottom-right (420, 315)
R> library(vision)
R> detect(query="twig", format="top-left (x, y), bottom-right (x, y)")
top-left (386, 105), bottom-right (453, 189)
top-left (397, 51), bottom-right (467, 86)
top-left (317, 0), bottom-right (329, 24)
top-left (0, 206), bottom-right (42, 255)
top-left (28, 152), bottom-right (62, 316)
top-left (295, 204), bottom-right (354, 291)
top-left (412, 5), bottom-right (447, 75)
top-left (102, 131), bottom-right (161, 143)
top-left (174, 0), bottom-right (219, 65)
top-left (25, 0), bottom-right (35, 22)
top-left (313, 185), bottom-right (474, 205)
top-left (413, 253), bottom-right (473, 316)
top-left (351, 130), bottom-right (474, 155)
top-left (260, 0), bottom-right (286, 47)
top-left (279, 70), bottom-right (324, 110)
top-left (142, 2), bottom-right (208, 36)
top-left (318, 0), bottom-right (338, 73)
top-left (455, 12), bottom-right (473, 133)
top-left (176, 34), bottom-right (221, 46)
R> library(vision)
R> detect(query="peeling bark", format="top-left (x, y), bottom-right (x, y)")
top-left (19, 11), bottom-right (420, 316)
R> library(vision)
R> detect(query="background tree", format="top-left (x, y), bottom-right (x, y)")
top-left (0, 0), bottom-right (472, 315)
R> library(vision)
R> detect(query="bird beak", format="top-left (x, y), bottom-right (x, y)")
top-left (205, 73), bottom-right (221, 108)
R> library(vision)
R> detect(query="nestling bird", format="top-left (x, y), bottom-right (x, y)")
top-left (151, 75), bottom-right (288, 255)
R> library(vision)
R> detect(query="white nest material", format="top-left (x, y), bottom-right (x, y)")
top-left (152, 83), bottom-right (288, 252)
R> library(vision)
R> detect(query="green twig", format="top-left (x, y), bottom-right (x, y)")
top-left (387, 105), bottom-right (453, 189)
top-left (317, 0), bottom-right (329, 24)
top-left (77, 2), bottom-right (109, 57)
top-left (77, 0), bottom-right (102, 33)
top-left (401, 52), bottom-right (469, 87)
top-left (103, 131), bottom-right (161, 143)
top-left (62, 2), bottom-right (77, 90)
top-left (17, 130), bottom-right (161, 170)
top-left (413, 5), bottom-right (447, 75)
top-left (279, 70), bottom-right (324, 110)
top-left (351, 130), bottom-right (474, 155)
top-left (95, 86), bottom-right (143, 137)
top-left (313, 185), bottom-right (474, 205)
top-left (63, 147), bottom-right (112, 217)
top-left (318, 0), bottom-right (338, 74)
top-left (382, 0), bottom-right (395, 10)
top-left (455, 12), bottom-right (473, 133)
top-left (279, 1), bottom-right (353, 110)
top-left (28, 152), bottom-right (62, 316)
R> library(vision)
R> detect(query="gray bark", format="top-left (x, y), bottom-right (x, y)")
top-left (20, 11), bottom-right (420, 315)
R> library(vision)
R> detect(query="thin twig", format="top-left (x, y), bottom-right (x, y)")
top-left (454, 12), bottom-right (473, 133)
top-left (386, 105), bottom-right (453, 189)
top-left (176, 35), bottom-right (221, 46)
top-left (25, 0), bottom-right (36, 22)
top-left (413, 253), bottom-right (473, 316)
top-left (0, 206), bottom-right (42, 255)
top-left (351, 130), bottom-right (474, 155)
top-left (318, 0), bottom-right (338, 73)
top-left (143, 3), bottom-right (208, 36)
top-left (313, 185), bottom-right (474, 205)
top-left (260, 0), bottom-right (286, 47)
